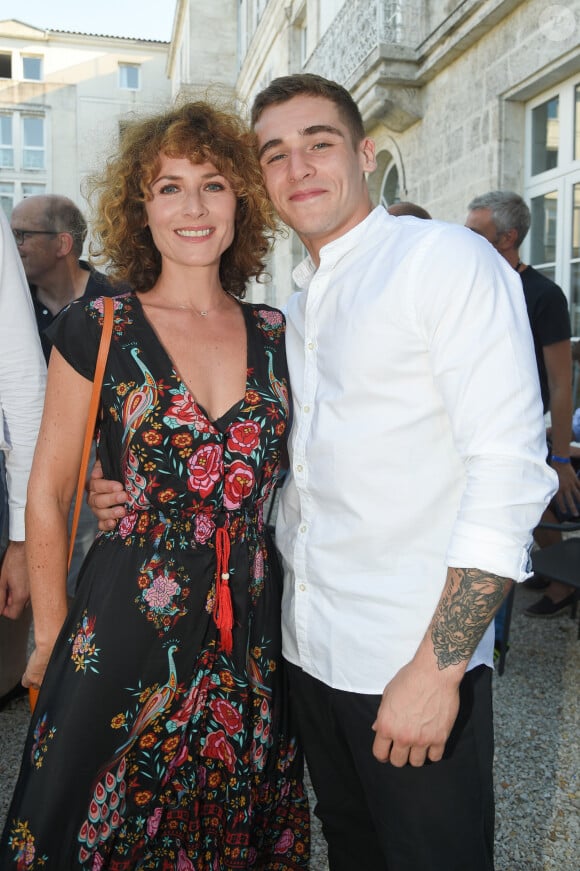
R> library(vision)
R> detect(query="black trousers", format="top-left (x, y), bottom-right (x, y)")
top-left (287, 662), bottom-right (495, 871)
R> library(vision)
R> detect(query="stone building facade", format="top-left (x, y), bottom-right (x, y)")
top-left (0, 19), bottom-right (170, 220)
top-left (170, 0), bottom-right (580, 327)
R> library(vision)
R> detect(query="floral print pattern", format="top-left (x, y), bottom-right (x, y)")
top-left (0, 295), bottom-right (308, 870)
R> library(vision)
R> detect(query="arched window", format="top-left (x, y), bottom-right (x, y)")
top-left (380, 162), bottom-right (401, 208)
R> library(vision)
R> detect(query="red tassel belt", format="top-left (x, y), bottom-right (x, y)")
top-left (214, 526), bottom-right (234, 654)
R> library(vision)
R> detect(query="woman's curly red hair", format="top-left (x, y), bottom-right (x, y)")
top-left (88, 101), bottom-right (277, 297)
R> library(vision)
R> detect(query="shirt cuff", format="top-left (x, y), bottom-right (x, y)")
top-left (446, 520), bottom-right (533, 582)
top-left (8, 505), bottom-right (26, 542)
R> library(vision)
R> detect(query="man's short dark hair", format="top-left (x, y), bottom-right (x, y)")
top-left (251, 73), bottom-right (365, 146)
top-left (388, 202), bottom-right (431, 220)
top-left (467, 191), bottom-right (530, 248)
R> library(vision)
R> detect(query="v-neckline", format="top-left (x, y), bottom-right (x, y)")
top-left (133, 293), bottom-right (250, 427)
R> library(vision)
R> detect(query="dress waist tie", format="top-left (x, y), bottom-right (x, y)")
top-left (214, 526), bottom-right (233, 654)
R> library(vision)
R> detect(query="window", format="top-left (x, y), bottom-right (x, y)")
top-left (531, 96), bottom-right (559, 174)
top-left (22, 56), bottom-right (42, 81)
top-left (575, 84), bottom-right (580, 161)
top-left (118, 63), bottom-right (140, 90)
top-left (0, 115), bottom-right (13, 168)
top-left (292, 6), bottom-right (308, 67)
top-left (525, 76), bottom-right (580, 334)
top-left (380, 163), bottom-right (401, 208)
top-left (0, 183), bottom-right (14, 219)
top-left (0, 53), bottom-right (12, 79)
top-left (238, 0), bottom-right (248, 65)
top-left (22, 183), bottom-right (46, 198)
top-left (22, 117), bottom-right (44, 169)
top-left (530, 191), bottom-right (558, 281)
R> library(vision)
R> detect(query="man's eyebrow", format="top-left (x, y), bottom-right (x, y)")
top-left (258, 124), bottom-right (345, 161)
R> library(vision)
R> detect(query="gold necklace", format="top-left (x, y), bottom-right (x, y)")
top-left (141, 296), bottom-right (228, 317)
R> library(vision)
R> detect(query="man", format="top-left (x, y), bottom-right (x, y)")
top-left (0, 209), bottom-right (46, 709)
top-left (466, 191), bottom-right (579, 618)
top-left (89, 75), bottom-right (556, 869)
top-left (11, 194), bottom-right (118, 596)
top-left (11, 194), bottom-right (118, 361)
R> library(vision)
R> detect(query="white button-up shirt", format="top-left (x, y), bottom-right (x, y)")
top-left (276, 206), bottom-right (557, 694)
top-left (0, 211), bottom-right (46, 540)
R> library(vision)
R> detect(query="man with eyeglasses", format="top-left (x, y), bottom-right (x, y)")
top-left (11, 194), bottom-right (119, 600)
top-left (466, 191), bottom-right (580, 621)
top-left (11, 194), bottom-right (118, 361)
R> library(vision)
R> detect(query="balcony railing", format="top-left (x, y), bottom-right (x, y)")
top-left (304, 0), bottom-right (423, 86)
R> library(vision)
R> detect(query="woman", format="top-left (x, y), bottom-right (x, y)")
top-left (0, 102), bottom-right (309, 869)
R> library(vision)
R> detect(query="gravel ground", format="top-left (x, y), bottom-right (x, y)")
top-left (1, 582), bottom-right (578, 869)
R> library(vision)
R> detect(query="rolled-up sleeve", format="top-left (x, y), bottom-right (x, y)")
top-left (0, 211), bottom-right (46, 541)
top-left (416, 226), bottom-right (558, 581)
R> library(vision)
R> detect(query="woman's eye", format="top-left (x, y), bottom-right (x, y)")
top-left (159, 184), bottom-right (179, 194)
top-left (205, 182), bottom-right (225, 191)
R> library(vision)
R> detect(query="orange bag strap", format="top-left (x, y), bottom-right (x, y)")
top-left (67, 296), bottom-right (115, 569)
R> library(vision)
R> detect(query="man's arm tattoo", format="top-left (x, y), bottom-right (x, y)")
top-left (430, 567), bottom-right (511, 669)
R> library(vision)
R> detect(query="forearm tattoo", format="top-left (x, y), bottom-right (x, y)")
top-left (431, 567), bottom-right (511, 669)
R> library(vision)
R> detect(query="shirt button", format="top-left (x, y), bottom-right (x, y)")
top-left (296, 464), bottom-right (303, 473)
top-left (299, 524), bottom-right (307, 534)
top-left (299, 583), bottom-right (306, 591)
top-left (307, 341), bottom-right (314, 350)
top-left (303, 405), bottom-right (310, 414)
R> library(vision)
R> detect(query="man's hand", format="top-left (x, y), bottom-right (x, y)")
top-left (0, 540), bottom-right (30, 619)
top-left (372, 658), bottom-right (461, 767)
top-left (372, 566), bottom-right (511, 767)
top-left (87, 459), bottom-right (128, 531)
top-left (551, 459), bottom-right (580, 516)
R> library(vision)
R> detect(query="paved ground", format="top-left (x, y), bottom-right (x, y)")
top-left (1, 583), bottom-right (578, 869)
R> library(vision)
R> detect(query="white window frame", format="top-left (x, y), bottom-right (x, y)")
top-left (524, 75), bottom-right (580, 322)
top-left (0, 52), bottom-right (12, 80)
top-left (21, 55), bottom-right (43, 81)
top-left (380, 160), bottom-right (401, 208)
top-left (118, 63), bottom-right (141, 91)
top-left (0, 110), bottom-right (49, 211)
top-left (22, 115), bottom-right (45, 170)
top-left (0, 114), bottom-right (14, 169)
top-left (0, 182), bottom-right (15, 219)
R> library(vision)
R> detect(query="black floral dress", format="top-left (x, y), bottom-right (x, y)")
top-left (0, 293), bottom-right (309, 870)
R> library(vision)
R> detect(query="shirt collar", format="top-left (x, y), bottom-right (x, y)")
top-left (292, 206), bottom-right (387, 289)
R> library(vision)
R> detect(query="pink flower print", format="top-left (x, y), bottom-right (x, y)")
top-left (118, 511), bottom-right (138, 538)
top-left (209, 699), bottom-right (243, 736)
top-left (91, 296), bottom-right (123, 316)
top-left (187, 444), bottom-right (223, 498)
top-left (274, 828), bottom-right (295, 854)
top-left (144, 572), bottom-right (180, 610)
top-left (228, 421), bottom-right (261, 456)
top-left (201, 729), bottom-right (236, 772)
top-left (259, 309), bottom-right (283, 327)
top-left (223, 460), bottom-right (255, 509)
top-left (194, 512), bottom-right (215, 546)
top-left (177, 848), bottom-right (194, 870)
top-left (146, 806), bottom-right (162, 838)
top-left (166, 392), bottom-right (212, 432)
top-left (252, 547), bottom-right (264, 581)
top-left (91, 851), bottom-right (105, 870)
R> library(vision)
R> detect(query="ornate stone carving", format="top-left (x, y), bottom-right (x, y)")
top-left (304, 0), bottom-right (423, 85)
